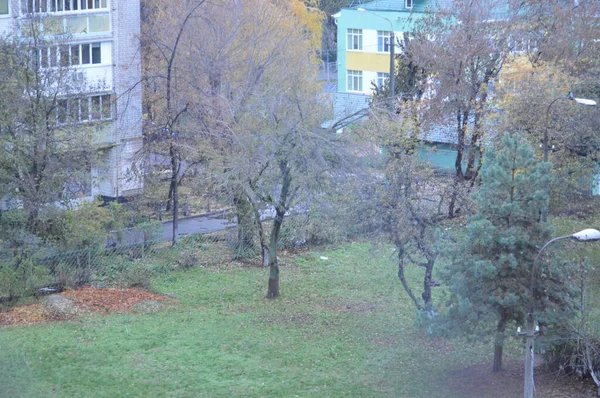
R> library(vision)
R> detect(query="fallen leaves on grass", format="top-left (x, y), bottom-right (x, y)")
top-left (62, 287), bottom-right (168, 314)
top-left (0, 304), bottom-right (49, 326)
top-left (0, 287), bottom-right (171, 327)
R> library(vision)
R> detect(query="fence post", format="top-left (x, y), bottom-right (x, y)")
top-left (142, 239), bottom-right (145, 259)
top-left (88, 247), bottom-right (92, 270)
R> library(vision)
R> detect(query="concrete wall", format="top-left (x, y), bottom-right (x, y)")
top-left (109, 0), bottom-right (143, 197)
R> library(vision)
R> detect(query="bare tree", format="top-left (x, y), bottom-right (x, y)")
top-left (141, 0), bottom-right (206, 245)
top-left (411, 0), bottom-right (516, 216)
top-left (361, 104), bottom-right (449, 314)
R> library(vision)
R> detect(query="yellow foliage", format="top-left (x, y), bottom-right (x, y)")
top-left (287, 0), bottom-right (324, 52)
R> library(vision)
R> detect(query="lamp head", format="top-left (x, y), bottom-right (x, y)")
top-left (574, 98), bottom-right (597, 106)
top-left (568, 91), bottom-right (597, 106)
top-left (572, 229), bottom-right (600, 242)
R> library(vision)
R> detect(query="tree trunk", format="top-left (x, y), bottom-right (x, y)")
top-left (266, 257), bottom-right (279, 299)
top-left (266, 211), bottom-right (284, 298)
top-left (25, 203), bottom-right (39, 233)
top-left (165, 177), bottom-right (174, 212)
top-left (422, 259), bottom-right (434, 311)
top-left (449, 110), bottom-right (469, 217)
top-left (170, 143), bottom-right (179, 246)
top-left (493, 343), bottom-right (504, 373)
top-left (396, 242), bottom-right (422, 311)
top-left (454, 110), bottom-right (468, 181)
top-left (493, 314), bottom-right (508, 372)
top-left (448, 176), bottom-right (460, 218)
top-left (464, 92), bottom-right (487, 182)
top-left (266, 160), bottom-right (292, 299)
top-left (233, 194), bottom-right (255, 258)
top-left (249, 201), bottom-right (269, 267)
top-left (262, 245), bottom-right (270, 268)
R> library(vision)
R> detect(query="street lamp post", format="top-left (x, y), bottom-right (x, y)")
top-left (540, 93), bottom-right (596, 222)
top-left (523, 228), bottom-right (600, 398)
top-left (357, 8), bottom-right (395, 106)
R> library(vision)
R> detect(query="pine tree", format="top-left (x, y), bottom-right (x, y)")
top-left (442, 133), bottom-right (563, 372)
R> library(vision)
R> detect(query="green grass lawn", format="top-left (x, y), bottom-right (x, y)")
top-left (0, 242), bottom-right (521, 397)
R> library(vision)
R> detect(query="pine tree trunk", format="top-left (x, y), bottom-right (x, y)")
top-left (493, 314), bottom-right (508, 372)
top-left (493, 343), bottom-right (503, 372)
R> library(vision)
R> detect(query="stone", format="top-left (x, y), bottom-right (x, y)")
top-left (44, 294), bottom-right (77, 318)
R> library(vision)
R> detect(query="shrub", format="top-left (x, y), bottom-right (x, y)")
top-left (117, 265), bottom-right (154, 290)
top-left (0, 256), bottom-right (50, 299)
top-left (177, 249), bottom-right (199, 269)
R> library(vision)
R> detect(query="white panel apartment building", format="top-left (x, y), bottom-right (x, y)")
top-left (0, 0), bottom-right (143, 200)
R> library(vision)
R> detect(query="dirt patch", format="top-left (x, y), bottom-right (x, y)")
top-left (444, 360), bottom-right (597, 398)
top-left (0, 287), bottom-right (171, 326)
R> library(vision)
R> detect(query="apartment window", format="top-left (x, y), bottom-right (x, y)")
top-left (26, 0), bottom-right (108, 14)
top-left (347, 29), bottom-right (362, 51)
top-left (40, 47), bottom-right (59, 68)
top-left (55, 94), bottom-right (112, 124)
top-left (347, 70), bottom-right (363, 92)
top-left (39, 42), bottom-right (103, 67)
top-left (377, 72), bottom-right (389, 87)
top-left (0, 0), bottom-right (8, 15)
top-left (405, 0), bottom-right (413, 8)
top-left (377, 31), bottom-right (391, 53)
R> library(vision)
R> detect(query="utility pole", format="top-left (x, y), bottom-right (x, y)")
top-left (522, 229), bottom-right (600, 398)
top-left (389, 30), bottom-right (395, 107)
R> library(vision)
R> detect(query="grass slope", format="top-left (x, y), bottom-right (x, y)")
top-left (0, 243), bottom-right (512, 397)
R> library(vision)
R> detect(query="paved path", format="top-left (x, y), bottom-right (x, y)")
top-left (162, 213), bottom-right (236, 241)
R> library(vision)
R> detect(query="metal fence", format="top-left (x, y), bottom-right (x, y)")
top-left (0, 227), bottom-right (244, 301)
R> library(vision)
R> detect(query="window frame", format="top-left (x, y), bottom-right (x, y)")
top-left (54, 93), bottom-right (112, 125)
top-left (39, 42), bottom-right (104, 68)
top-left (347, 70), bottom-right (363, 92)
top-left (376, 72), bottom-right (389, 88)
top-left (26, 0), bottom-right (109, 14)
top-left (377, 31), bottom-right (391, 53)
top-left (347, 28), bottom-right (363, 51)
top-left (405, 0), bottom-right (413, 9)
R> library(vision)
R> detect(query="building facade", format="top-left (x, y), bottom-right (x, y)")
top-left (332, 0), bottom-right (460, 169)
top-left (334, 0), bottom-right (434, 97)
top-left (0, 0), bottom-right (143, 200)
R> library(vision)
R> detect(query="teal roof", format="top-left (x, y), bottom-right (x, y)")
top-left (347, 0), bottom-right (511, 19)
top-left (348, 0), bottom-right (448, 13)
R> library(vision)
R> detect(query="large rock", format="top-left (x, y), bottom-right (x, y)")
top-left (44, 294), bottom-right (77, 318)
